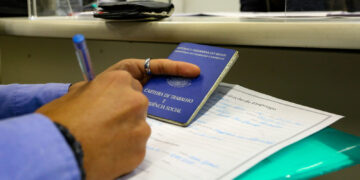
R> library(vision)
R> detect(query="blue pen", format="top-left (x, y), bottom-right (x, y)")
top-left (72, 34), bottom-right (95, 81)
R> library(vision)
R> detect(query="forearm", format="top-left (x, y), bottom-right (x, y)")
top-left (0, 113), bottom-right (81, 180)
top-left (0, 83), bottom-right (70, 119)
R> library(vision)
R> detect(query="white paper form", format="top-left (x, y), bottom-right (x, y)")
top-left (120, 83), bottom-right (343, 180)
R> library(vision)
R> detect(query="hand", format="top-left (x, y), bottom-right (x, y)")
top-left (37, 71), bottom-right (149, 179)
top-left (37, 58), bottom-right (200, 179)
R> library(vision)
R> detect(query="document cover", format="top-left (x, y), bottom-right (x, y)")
top-left (143, 42), bottom-right (238, 126)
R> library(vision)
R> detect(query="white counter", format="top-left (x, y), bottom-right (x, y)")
top-left (1, 16), bottom-right (360, 49)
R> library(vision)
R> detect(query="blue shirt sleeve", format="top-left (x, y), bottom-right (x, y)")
top-left (0, 83), bottom-right (70, 119)
top-left (0, 113), bottom-right (81, 180)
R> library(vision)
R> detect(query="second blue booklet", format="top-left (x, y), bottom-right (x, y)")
top-left (143, 42), bottom-right (239, 126)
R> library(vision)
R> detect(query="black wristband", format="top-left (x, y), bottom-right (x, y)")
top-left (54, 122), bottom-right (86, 180)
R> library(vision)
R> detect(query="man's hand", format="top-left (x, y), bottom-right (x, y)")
top-left (37, 59), bottom-right (200, 180)
top-left (37, 71), bottom-right (150, 179)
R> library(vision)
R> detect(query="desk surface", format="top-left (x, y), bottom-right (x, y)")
top-left (1, 16), bottom-right (360, 50)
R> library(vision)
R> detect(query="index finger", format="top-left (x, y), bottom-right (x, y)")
top-left (147, 59), bottom-right (201, 77)
top-left (105, 58), bottom-right (201, 82)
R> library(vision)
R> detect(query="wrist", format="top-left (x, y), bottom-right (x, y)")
top-left (54, 122), bottom-right (86, 180)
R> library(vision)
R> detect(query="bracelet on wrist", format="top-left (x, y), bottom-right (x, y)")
top-left (54, 122), bottom-right (86, 180)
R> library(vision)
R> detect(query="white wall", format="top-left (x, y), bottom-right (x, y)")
top-left (172, 0), bottom-right (240, 13)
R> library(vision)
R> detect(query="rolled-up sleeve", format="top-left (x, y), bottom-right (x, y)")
top-left (0, 83), bottom-right (70, 119)
top-left (0, 113), bottom-right (81, 180)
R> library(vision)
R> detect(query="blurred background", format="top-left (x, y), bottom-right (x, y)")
top-left (2, 0), bottom-right (360, 17)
